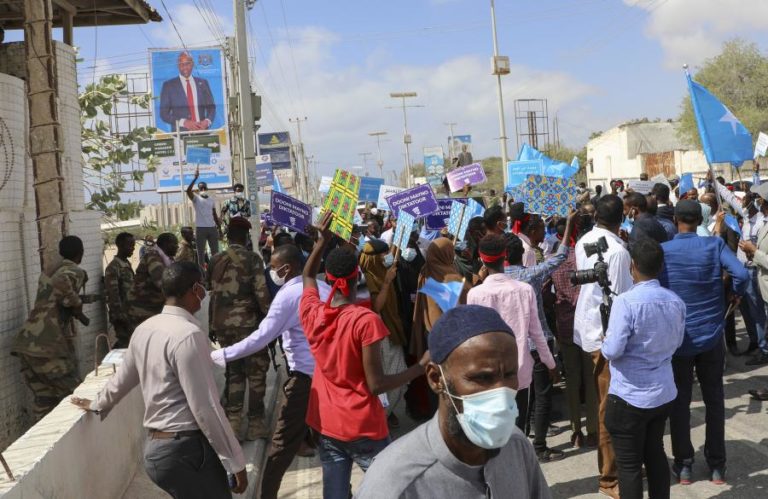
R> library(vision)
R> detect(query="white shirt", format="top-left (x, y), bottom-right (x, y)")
top-left (192, 194), bottom-right (216, 227)
top-left (573, 227), bottom-right (633, 353)
top-left (177, 75), bottom-right (211, 129)
top-left (380, 228), bottom-right (395, 246)
top-left (715, 180), bottom-right (766, 262)
top-left (518, 233), bottom-right (538, 267)
top-left (92, 306), bottom-right (245, 473)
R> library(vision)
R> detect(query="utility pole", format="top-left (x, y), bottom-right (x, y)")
top-left (490, 0), bottom-right (511, 187)
top-left (445, 122), bottom-right (457, 163)
top-left (234, 0), bottom-right (260, 242)
top-left (359, 152), bottom-right (372, 176)
top-left (369, 131), bottom-right (387, 178)
top-left (389, 92), bottom-right (422, 188)
top-left (289, 116), bottom-right (309, 201)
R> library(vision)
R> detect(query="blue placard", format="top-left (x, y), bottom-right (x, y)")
top-left (425, 198), bottom-right (467, 231)
top-left (507, 159), bottom-right (544, 189)
top-left (385, 184), bottom-right (439, 218)
top-left (186, 147), bottom-right (212, 165)
top-left (358, 177), bottom-right (386, 202)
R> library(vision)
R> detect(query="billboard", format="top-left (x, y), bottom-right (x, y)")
top-left (258, 131), bottom-right (293, 170)
top-left (423, 146), bottom-right (445, 187)
top-left (448, 134), bottom-right (472, 158)
top-left (149, 47), bottom-right (233, 192)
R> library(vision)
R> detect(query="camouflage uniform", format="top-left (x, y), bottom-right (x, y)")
top-left (208, 244), bottom-right (271, 433)
top-left (127, 248), bottom-right (168, 329)
top-left (11, 259), bottom-right (86, 420)
top-left (175, 240), bottom-right (197, 265)
top-left (104, 256), bottom-right (134, 347)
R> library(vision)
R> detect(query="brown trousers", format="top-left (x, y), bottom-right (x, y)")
top-left (259, 372), bottom-right (312, 499)
top-left (592, 351), bottom-right (619, 491)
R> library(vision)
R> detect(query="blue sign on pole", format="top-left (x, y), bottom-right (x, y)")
top-left (506, 159), bottom-right (544, 189)
top-left (358, 177), bottom-right (386, 202)
top-left (186, 147), bottom-right (212, 165)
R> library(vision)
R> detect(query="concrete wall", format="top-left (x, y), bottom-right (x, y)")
top-left (0, 41), bottom-right (106, 451)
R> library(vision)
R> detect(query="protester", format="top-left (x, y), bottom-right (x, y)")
top-left (71, 261), bottom-right (248, 497)
top-left (380, 216), bottom-right (396, 246)
top-left (573, 195), bottom-right (633, 498)
top-left (740, 182), bottom-right (768, 368)
top-left (128, 232), bottom-right (178, 330)
top-left (211, 245), bottom-right (330, 499)
top-left (176, 226), bottom-right (197, 264)
top-left (517, 214), bottom-right (546, 267)
top-left (651, 183), bottom-right (677, 240)
top-left (455, 216), bottom-right (486, 279)
top-left (356, 305), bottom-right (551, 499)
top-left (591, 185), bottom-right (603, 206)
top-left (602, 238), bottom-right (686, 499)
top-left (186, 167), bottom-right (222, 268)
top-left (483, 205), bottom-right (507, 235)
top-left (660, 199), bottom-right (748, 485)
top-left (359, 239), bottom-right (408, 427)
top-left (623, 191), bottom-right (667, 244)
top-left (105, 232), bottom-right (136, 348)
top-left (300, 212), bottom-right (428, 499)
top-left (220, 183), bottom-right (252, 228)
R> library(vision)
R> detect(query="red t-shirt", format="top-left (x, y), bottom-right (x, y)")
top-left (299, 287), bottom-right (390, 441)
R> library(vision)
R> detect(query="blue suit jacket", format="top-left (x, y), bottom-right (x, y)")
top-left (159, 76), bottom-right (216, 131)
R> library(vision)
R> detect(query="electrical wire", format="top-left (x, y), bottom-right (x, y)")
top-left (158, 0), bottom-right (188, 49)
top-left (278, 0), bottom-right (307, 115)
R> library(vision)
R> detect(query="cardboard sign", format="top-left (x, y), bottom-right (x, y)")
top-left (447, 201), bottom-right (471, 240)
top-left (271, 192), bottom-right (313, 234)
top-left (755, 132), bottom-right (768, 158)
top-left (425, 198), bottom-right (467, 231)
top-left (385, 184), bottom-right (439, 218)
top-left (392, 211), bottom-right (416, 249)
top-left (377, 184), bottom-right (405, 211)
top-left (322, 169), bottom-right (360, 241)
top-left (515, 175), bottom-right (577, 217)
top-left (627, 180), bottom-right (656, 194)
top-left (507, 159), bottom-right (544, 189)
top-left (358, 177), bottom-right (386, 202)
top-left (446, 163), bottom-right (487, 192)
top-left (186, 147), bottom-right (212, 165)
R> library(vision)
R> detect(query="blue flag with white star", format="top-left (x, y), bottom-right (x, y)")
top-left (418, 277), bottom-right (463, 313)
top-left (686, 73), bottom-right (753, 167)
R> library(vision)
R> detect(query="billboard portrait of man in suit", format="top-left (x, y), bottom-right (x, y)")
top-left (159, 51), bottom-right (216, 132)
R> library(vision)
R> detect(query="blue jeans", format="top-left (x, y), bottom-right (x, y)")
top-left (317, 434), bottom-right (391, 499)
top-left (742, 266), bottom-right (768, 352)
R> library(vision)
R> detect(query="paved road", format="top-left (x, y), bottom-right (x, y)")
top-left (278, 325), bottom-right (768, 498)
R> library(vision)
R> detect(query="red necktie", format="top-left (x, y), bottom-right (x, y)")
top-left (186, 79), bottom-right (197, 122)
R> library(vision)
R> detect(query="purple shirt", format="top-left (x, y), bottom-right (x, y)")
top-left (213, 276), bottom-right (330, 376)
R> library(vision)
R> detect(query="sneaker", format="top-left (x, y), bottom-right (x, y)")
top-left (745, 352), bottom-right (768, 366)
top-left (245, 416), bottom-right (270, 440)
top-left (672, 463), bottom-right (693, 485)
top-left (570, 431), bottom-right (585, 448)
top-left (536, 448), bottom-right (565, 463)
top-left (711, 467), bottom-right (726, 485)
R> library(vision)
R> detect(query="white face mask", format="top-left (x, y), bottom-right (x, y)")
top-left (235, 192), bottom-right (245, 199)
top-left (401, 247), bottom-right (417, 262)
top-left (269, 265), bottom-right (289, 286)
top-left (383, 253), bottom-right (395, 268)
top-left (440, 366), bottom-right (519, 450)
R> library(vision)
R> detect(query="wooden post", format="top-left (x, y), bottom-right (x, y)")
top-left (24, 0), bottom-right (68, 273)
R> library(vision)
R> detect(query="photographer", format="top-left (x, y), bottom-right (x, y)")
top-left (573, 195), bottom-right (633, 499)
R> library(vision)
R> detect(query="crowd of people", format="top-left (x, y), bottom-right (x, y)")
top-left (13, 168), bottom-right (768, 498)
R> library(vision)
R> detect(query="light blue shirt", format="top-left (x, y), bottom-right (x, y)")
top-left (220, 276), bottom-right (330, 376)
top-left (601, 279), bottom-right (686, 409)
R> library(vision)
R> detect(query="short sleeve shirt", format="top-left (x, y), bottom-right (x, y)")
top-left (299, 287), bottom-right (390, 441)
top-left (192, 194), bottom-right (216, 227)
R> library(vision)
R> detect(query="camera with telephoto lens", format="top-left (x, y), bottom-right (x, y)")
top-left (569, 236), bottom-right (610, 287)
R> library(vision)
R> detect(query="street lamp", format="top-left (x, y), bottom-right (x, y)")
top-left (369, 131), bottom-right (388, 178)
top-left (359, 152), bottom-right (372, 176)
top-left (389, 92), bottom-right (421, 188)
top-left (490, 0), bottom-right (510, 187)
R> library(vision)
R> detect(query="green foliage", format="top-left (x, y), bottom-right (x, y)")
top-left (80, 74), bottom-right (159, 218)
top-left (678, 39), bottom-right (768, 148)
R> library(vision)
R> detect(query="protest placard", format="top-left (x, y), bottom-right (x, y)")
top-left (627, 180), bottom-right (656, 194)
top-left (377, 185), bottom-right (405, 211)
top-left (392, 211), bottom-right (416, 249)
top-left (506, 159), bottom-right (544, 189)
top-left (386, 184), bottom-right (439, 218)
top-left (515, 175), bottom-right (577, 217)
top-left (270, 192), bottom-right (313, 234)
top-left (447, 201), bottom-right (471, 240)
top-left (755, 132), bottom-right (768, 158)
top-left (358, 177), bottom-right (386, 202)
top-left (425, 198), bottom-right (466, 231)
top-left (322, 169), bottom-right (360, 241)
top-left (447, 163), bottom-right (487, 192)
top-left (318, 176), bottom-right (333, 194)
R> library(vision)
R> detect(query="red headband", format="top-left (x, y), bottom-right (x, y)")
top-left (325, 267), bottom-right (359, 307)
top-left (511, 214), bottom-right (531, 235)
top-left (479, 251), bottom-right (507, 264)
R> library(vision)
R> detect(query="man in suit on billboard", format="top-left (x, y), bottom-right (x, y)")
top-left (159, 51), bottom-right (217, 132)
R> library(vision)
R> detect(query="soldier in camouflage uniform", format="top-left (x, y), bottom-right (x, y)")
top-left (175, 226), bottom-right (197, 265)
top-left (104, 232), bottom-right (135, 348)
top-left (127, 233), bottom-right (178, 329)
top-left (11, 236), bottom-right (97, 420)
top-left (208, 217), bottom-right (272, 440)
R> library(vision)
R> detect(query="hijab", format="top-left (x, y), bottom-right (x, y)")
top-left (359, 242), bottom-right (405, 345)
top-left (697, 203), bottom-right (712, 237)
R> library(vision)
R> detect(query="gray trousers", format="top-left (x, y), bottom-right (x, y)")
top-left (196, 226), bottom-right (219, 268)
top-left (143, 433), bottom-right (231, 499)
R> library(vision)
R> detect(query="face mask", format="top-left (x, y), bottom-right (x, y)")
top-left (621, 215), bottom-right (633, 234)
top-left (440, 366), bottom-right (519, 450)
top-left (235, 192), bottom-right (244, 199)
top-left (754, 199), bottom-right (762, 211)
top-left (200, 192), bottom-right (209, 198)
top-left (401, 247), bottom-right (417, 262)
top-left (269, 265), bottom-right (289, 286)
top-left (355, 236), bottom-right (366, 253)
top-left (383, 253), bottom-right (395, 268)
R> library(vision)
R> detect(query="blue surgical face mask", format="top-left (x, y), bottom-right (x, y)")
top-left (621, 215), bottom-right (633, 234)
top-left (355, 236), bottom-right (366, 253)
top-left (401, 247), bottom-right (417, 262)
top-left (383, 253), bottom-right (395, 268)
top-left (440, 366), bottom-right (519, 450)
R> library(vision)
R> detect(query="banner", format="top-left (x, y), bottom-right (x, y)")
top-left (377, 185), bottom-right (405, 211)
top-left (258, 131), bottom-right (293, 169)
top-left (322, 169), bottom-right (360, 240)
top-left (271, 192), bottom-right (313, 234)
top-left (507, 159), bottom-right (544, 189)
top-left (425, 198), bottom-right (467, 231)
top-left (358, 177), bottom-right (386, 202)
top-left (155, 133), bottom-right (233, 193)
top-left (255, 155), bottom-right (274, 187)
top-left (447, 163), bottom-right (487, 192)
top-left (627, 180), bottom-right (656, 194)
top-left (386, 184), bottom-right (439, 218)
top-left (424, 146), bottom-right (445, 187)
top-left (514, 175), bottom-right (577, 217)
top-left (392, 211), bottom-right (416, 249)
top-left (449, 135), bottom-right (472, 157)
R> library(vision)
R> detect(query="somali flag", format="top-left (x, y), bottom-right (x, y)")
top-left (687, 73), bottom-right (753, 167)
top-left (518, 143), bottom-right (579, 179)
top-left (273, 174), bottom-right (284, 193)
top-left (418, 277), bottom-right (463, 313)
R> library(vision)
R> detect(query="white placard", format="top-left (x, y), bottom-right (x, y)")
top-left (755, 132), bottom-right (768, 158)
